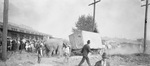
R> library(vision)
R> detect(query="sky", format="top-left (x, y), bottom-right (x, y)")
top-left (0, 0), bottom-right (150, 40)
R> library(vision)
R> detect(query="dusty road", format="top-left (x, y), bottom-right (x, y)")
top-left (33, 55), bottom-right (101, 66)
top-left (32, 54), bottom-right (150, 66)
top-left (0, 51), bottom-right (150, 66)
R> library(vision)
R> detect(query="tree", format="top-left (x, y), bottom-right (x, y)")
top-left (75, 15), bottom-right (98, 33)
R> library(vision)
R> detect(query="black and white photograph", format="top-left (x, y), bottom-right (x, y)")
top-left (0, 0), bottom-right (150, 66)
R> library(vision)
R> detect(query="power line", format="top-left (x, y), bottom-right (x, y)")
top-left (88, 0), bottom-right (101, 31)
top-left (141, 0), bottom-right (149, 53)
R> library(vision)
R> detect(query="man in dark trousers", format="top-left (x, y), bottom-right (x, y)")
top-left (37, 41), bottom-right (43, 63)
top-left (78, 40), bottom-right (92, 66)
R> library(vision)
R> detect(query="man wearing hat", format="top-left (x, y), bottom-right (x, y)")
top-left (94, 52), bottom-right (110, 66)
top-left (78, 40), bottom-right (92, 66)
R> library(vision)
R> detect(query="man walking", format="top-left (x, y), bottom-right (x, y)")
top-left (78, 40), bottom-right (92, 66)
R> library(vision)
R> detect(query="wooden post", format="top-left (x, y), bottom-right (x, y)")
top-left (93, 0), bottom-right (96, 31)
top-left (89, 0), bottom-right (100, 31)
top-left (143, 0), bottom-right (149, 53)
top-left (2, 0), bottom-right (9, 61)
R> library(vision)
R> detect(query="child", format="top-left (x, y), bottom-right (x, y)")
top-left (63, 44), bottom-right (70, 63)
top-left (94, 52), bottom-right (110, 66)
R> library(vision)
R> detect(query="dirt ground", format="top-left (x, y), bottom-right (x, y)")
top-left (0, 51), bottom-right (150, 66)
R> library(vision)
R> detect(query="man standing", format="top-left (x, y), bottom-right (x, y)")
top-left (63, 44), bottom-right (70, 63)
top-left (37, 41), bottom-right (43, 63)
top-left (12, 39), bottom-right (17, 52)
top-left (78, 40), bottom-right (92, 66)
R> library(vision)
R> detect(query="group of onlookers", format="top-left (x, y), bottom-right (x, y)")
top-left (5, 37), bottom-right (44, 54)
top-left (1, 38), bottom-right (111, 66)
top-left (7, 38), bottom-right (20, 52)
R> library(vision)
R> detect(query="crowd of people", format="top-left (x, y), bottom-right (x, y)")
top-left (6, 37), bottom-right (44, 54)
top-left (1, 37), bottom-right (110, 66)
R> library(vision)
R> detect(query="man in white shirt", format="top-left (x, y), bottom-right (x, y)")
top-left (94, 52), bottom-right (110, 66)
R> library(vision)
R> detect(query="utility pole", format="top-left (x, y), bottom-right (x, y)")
top-left (2, 0), bottom-right (9, 61)
top-left (143, 0), bottom-right (149, 53)
top-left (89, 0), bottom-right (101, 31)
top-left (141, 0), bottom-right (149, 53)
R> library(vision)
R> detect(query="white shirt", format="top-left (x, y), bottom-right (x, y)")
top-left (102, 60), bottom-right (106, 66)
top-left (22, 39), bottom-right (26, 43)
top-left (64, 47), bottom-right (70, 54)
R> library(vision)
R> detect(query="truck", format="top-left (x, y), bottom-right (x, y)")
top-left (69, 30), bottom-right (105, 55)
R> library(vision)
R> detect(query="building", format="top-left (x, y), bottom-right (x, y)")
top-left (0, 22), bottom-right (52, 41)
